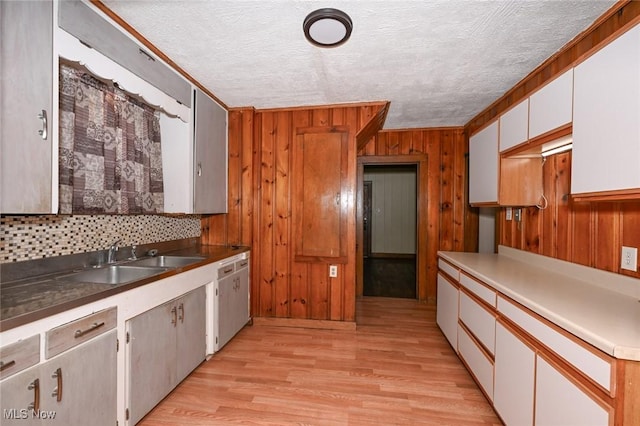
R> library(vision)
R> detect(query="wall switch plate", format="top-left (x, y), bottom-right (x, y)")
top-left (506, 207), bottom-right (512, 221)
top-left (329, 265), bottom-right (338, 278)
top-left (514, 208), bottom-right (522, 223)
top-left (621, 246), bottom-right (638, 271)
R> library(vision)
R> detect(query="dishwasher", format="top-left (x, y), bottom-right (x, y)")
top-left (215, 254), bottom-right (250, 351)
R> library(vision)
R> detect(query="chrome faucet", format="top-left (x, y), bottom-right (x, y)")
top-left (107, 239), bottom-right (123, 264)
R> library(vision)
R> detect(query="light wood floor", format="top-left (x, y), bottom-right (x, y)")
top-left (138, 297), bottom-right (501, 425)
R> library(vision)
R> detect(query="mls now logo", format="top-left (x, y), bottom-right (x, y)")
top-left (3, 408), bottom-right (57, 420)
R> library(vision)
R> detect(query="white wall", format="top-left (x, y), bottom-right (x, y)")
top-left (365, 167), bottom-right (416, 255)
top-left (478, 207), bottom-right (496, 253)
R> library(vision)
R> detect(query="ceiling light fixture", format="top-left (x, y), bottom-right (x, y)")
top-left (303, 8), bottom-right (352, 48)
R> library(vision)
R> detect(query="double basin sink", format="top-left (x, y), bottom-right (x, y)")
top-left (58, 256), bottom-right (205, 285)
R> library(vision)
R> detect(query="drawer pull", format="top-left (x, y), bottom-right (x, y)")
top-left (74, 321), bottom-right (105, 339)
top-left (51, 368), bottom-right (63, 402)
top-left (223, 267), bottom-right (233, 274)
top-left (238, 260), bottom-right (248, 267)
top-left (0, 360), bottom-right (16, 371)
top-left (27, 378), bottom-right (40, 411)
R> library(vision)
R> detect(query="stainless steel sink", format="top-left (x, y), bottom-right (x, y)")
top-left (129, 255), bottom-right (205, 268)
top-left (62, 265), bottom-right (170, 285)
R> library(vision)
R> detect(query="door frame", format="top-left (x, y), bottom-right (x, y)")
top-left (356, 155), bottom-right (428, 299)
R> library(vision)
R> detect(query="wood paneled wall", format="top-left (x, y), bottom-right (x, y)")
top-left (359, 128), bottom-right (474, 302)
top-left (499, 152), bottom-right (640, 280)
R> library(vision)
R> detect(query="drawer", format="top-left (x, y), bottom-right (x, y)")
top-left (458, 324), bottom-right (494, 401)
top-left (438, 258), bottom-right (459, 281)
top-left (460, 272), bottom-right (496, 307)
top-left (235, 258), bottom-right (249, 270)
top-left (46, 306), bottom-right (117, 359)
top-left (498, 296), bottom-right (613, 393)
top-left (459, 290), bottom-right (496, 355)
top-left (0, 335), bottom-right (39, 380)
top-left (217, 263), bottom-right (235, 279)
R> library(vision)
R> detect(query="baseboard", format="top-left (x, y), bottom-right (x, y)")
top-left (252, 317), bottom-right (357, 331)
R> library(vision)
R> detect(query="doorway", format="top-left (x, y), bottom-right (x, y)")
top-left (361, 164), bottom-right (417, 298)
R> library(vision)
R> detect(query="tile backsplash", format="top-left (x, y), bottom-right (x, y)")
top-left (0, 215), bottom-right (201, 263)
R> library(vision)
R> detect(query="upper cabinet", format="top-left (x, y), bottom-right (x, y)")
top-left (0, 1), bottom-right (54, 214)
top-left (529, 69), bottom-right (573, 140)
top-left (572, 24), bottom-right (640, 199)
top-left (469, 121), bottom-right (499, 205)
top-left (499, 99), bottom-right (528, 152)
top-left (194, 88), bottom-right (228, 214)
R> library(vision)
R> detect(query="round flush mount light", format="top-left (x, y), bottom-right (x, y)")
top-left (303, 8), bottom-right (353, 48)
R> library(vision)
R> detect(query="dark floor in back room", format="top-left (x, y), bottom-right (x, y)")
top-left (363, 256), bottom-right (416, 298)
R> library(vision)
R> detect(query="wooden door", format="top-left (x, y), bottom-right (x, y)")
top-left (293, 126), bottom-right (349, 263)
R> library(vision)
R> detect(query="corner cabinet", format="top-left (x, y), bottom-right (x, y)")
top-left (194, 88), bottom-right (228, 214)
top-left (572, 23), bottom-right (640, 200)
top-left (0, 0), bottom-right (54, 213)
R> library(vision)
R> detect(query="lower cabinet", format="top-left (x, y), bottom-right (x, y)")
top-left (127, 286), bottom-right (206, 425)
top-left (535, 355), bottom-right (611, 426)
top-left (436, 272), bottom-right (458, 351)
top-left (494, 320), bottom-right (535, 426)
top-left (216, 259), bottom-right (250, 351)
top-left (0, 330), bottom-right (117, 426)
top-left (457, 324), bottom-right (494, 401)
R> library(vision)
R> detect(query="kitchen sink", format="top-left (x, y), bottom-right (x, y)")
top-left (62, 265), bottom-right (170, 285)
top-left (128, 255), bottom-right (205, 268)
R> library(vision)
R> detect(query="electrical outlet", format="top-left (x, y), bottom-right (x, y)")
top-left (621, 246), bottom-right (638, 271)
top-left (506, 207), bottom-right (512, 221)
top-left (329, 265), bottom-right (338, 278)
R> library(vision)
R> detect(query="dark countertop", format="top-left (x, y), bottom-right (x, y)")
top-left (1, 243), bottom-right (249, 332)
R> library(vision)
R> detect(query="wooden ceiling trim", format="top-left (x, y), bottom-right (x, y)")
top-left (356, 102), bottom-right (390, 152)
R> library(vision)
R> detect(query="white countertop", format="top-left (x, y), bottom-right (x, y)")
top-left (438, 246), bottom-right (640, 361)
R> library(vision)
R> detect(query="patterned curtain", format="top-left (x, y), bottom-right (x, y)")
top-left (59, 63), bottom-right (164, 214)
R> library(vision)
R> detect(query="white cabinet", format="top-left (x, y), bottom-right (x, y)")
top-left (0, 0), bottom-right (54, 213)
top-left (499, 99), bottom-right (529, 152)
top-left (457, 324), bottom-right (494, 401)
top-left (572, 24), bottom-right (640, 196)
top-left (216, 258), bottom-right (250, 351)
top-left (469, 121), bottom-right (499, 205)
top-left (436, 273), bottom-right (458, 351)
top-left (127, 286), bottom-right (206, 425)
top-left (194, 88), bottom-right (228, 214)
top-left (535, 355), bottom-right (611, 426)
top-left (529, 69), bottom-right (573, 139)
top-left (458, 291), bottom-right (495, 355)
top-left (0, 330), bottom-right (117, 426)
top-left (494, 320), bottom-right (535, 426)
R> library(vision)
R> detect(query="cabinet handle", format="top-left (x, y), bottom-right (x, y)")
top-left (335, 192), bottom-right (341, 205)
top-left (197, 162), bottom-right (202, 177)
top-left (223, 267), bottom-right (233, 274)
top-left (38, 109), bottom-right (48, 140)
top-left (74, 321), bottom-right (105, 338)
top-left (51, 368), bottom-right (63, 402)
top-left (171, 306), bottom-right (177, 327)
top-left (178, 303), bottom-right (184, 324)
top-left (27, 378), bottom-right (40, 411)
top-left (0, 359), bottom-right (16, 372)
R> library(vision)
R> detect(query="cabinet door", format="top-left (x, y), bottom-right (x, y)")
top-left (458, 291), bottom-right (495, 355)
top-left (128, 301), bottom-right (177, 425)
top-left (436, 273), bottom-right (458, 351)
top-left (0, 364), bottom-right (43, 426)
top-left (529, 69), bottom-right (573, 139)
top-left (0, 0), bottom-right (53, 213)
top-left (469, 121), bottom-right (499, 205)
top-left (217, 272), bottom-right (237, 350)
top-left (41, 331), bottom-right (117, 426)
top-left (494, 321), bottom-right (535, 426)
top-left (457, 324), bottom-right (494, 401)
top-left (535, 355), bottom-right (611, 426)
top-left (176, 287), bottom-right (206, 383)
top-left (233, 266), bottom-right (250, 334)
top-left (572, 24), bottom-right (640, 195)
top-left (499, 99), bottom-right (529, 152)
top-left (194, 88), bottom-right (228, 214)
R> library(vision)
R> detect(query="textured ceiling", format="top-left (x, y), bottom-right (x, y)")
top-left (102, 0), bottom-right (616, 129)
